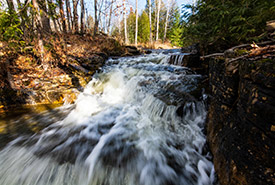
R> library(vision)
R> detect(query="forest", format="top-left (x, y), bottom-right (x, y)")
top-left (0, 0), bottom-right (183, 48)
top-left (1, 0), bottom-right (275, 51)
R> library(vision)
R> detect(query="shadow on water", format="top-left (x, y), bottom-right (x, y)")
top-left (0, 52), bottom-right (84, 149)
top-left (0, 103), bottom-right (71, 149)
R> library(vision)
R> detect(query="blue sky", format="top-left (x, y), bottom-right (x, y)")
top-left (129, 0), bottom-right (193, 13)
top-left (85, 0), bottom-right (193, 17)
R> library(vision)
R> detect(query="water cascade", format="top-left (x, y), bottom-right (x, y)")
top-left (0, 51), bottom-right (215, 185)
top-left (168, 54), bottom-right (186, 66)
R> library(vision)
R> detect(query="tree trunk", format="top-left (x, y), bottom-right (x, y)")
top-left (107, 0), bottom-right (114, 35)
top-left (135, 0), bottom-right (138, 46)
top-left (163, 0), bottom-right (170, 42)
top-left (156, 0), bottom-right (161, 41)
top-left (48, 0), bottom-right (59, 32)
top-left (59, 0), bottom-right (66, 33)
top-left (40, 0), bottom-right (51, 33)
top-left (80, 0), bottom-right (85, 33)
top-left (94, 0), bottom-right (98, 35)
top-left (149, 0), bottom-right (152, 45)
top-left (123, 0), bottom-right (128, 44)
top-left (65, 0), bottom-right (72, 31)
top-left (103, 0), bottom-right (107, 33)
top-left (118, 14), bottom-right (121, 35)
top-left (72, 0), bottom-right (79, 33)
top-left (32, 0), bottom-right (47, 70)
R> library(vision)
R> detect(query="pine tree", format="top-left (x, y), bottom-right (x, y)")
top-left (126, 12), bottom-right (136, 43)
top-left (138, 11), bottom-right (150, 43)
top-left (169, 8), bottom-right (182, 46)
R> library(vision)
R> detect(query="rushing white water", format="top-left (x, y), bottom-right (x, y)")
top-left (0, 52), bottom-right (215, 185)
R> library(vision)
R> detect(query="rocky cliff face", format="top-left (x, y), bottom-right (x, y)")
top-left (170, 44), bottom-right (275, 184)
top-left (207, 55), bottom-right (275, 184)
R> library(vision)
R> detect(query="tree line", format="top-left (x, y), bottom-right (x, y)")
top-left (181, 0), bottom-right (275, 53)
top-left (0, 0), bottom-right (183, 47)
top-left (112, 0), bottom-right (182, 46)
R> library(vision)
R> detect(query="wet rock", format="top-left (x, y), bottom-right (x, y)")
top-left (169, 53), bottom-right (201, 68)
top-left (144, 49), bottom-right (152, 54)
top-left (207, 55), bottom-right (275, 185)
top-left (125, 46), bottom-right (141, 56)
top-left (169, 43), bottom-right (209, 75)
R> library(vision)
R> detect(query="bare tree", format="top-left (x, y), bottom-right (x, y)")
top-left (80, 0), bottom-right (85, 33)
top-left (65, 0), bottom-right (73, 31)
top-left (72, 0), bottom-right (79, 33)
top-left (107, 0), bottom-right (114, 34)
top-left (58, 0), bottom-right (66, 33)
top-left (48, 0), bottom-right (59, 32)
top-left (123, 0), bottom-right (128, 44)
top-left (32, 0), bottom-right (47, 70)
top-left (148, 0), bottom-right (152, 45)
top-left (135, 0), bottom-right (138, 46)
top-left (40, 0), bottom-right (51, 33)
top-left (94, 0), bottom-right (99, 35)
top-left (156, 0), bottom-right (161, 41)
top-left (163, 0), bottom-right (170, 41)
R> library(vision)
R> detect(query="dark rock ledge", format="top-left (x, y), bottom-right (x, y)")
top-left (172, 42), bottom-right (275, 185)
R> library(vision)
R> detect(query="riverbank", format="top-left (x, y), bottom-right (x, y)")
top-left (207, 44), bottom-right (275, 185)
top-left (170, 41), bottom-right (275, 184)
top-left (0, 34), bottom-right (141, 112)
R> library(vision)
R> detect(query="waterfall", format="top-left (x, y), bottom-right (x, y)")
top-left (0, 52), bottom-right (215, 185)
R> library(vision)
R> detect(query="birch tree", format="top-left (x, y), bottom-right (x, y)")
top-left (148, 0), bottom-right (152, 45)
top-left (163, 0), bottom-right (170, 41)
top-left (135, 0), bottom-right (138, 46)
top-left (123, 0), bottom-right (128, 44)
top-left (156, 0), bottom-right (161, 41)
top-left (107, 0), bottom-right (114, 34)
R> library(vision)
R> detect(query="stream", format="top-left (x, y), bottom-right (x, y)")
top-left (0, 50), bottom-right (215, 185)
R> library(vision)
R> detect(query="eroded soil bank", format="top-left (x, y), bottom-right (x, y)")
top-left (0, 34), bottom-right (141, 113)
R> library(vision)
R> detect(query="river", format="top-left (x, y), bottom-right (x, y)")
top-left (0, 50), bottom-right (215, 185)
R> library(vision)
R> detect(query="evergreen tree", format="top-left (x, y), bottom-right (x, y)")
top-left (126, 12), bottom-right (136, 44)
top-left (169, 7), bottom-right (183, 46)
top-left (0, 6), bottom-right (22, 41)
top-left (138, 11), bottom-right (150, 43)
top-left (182, 0), bottom-right (275, 52)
